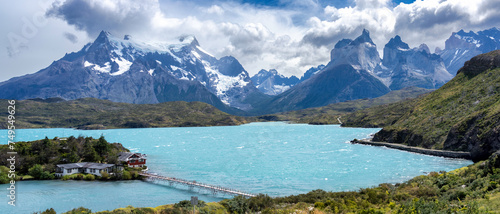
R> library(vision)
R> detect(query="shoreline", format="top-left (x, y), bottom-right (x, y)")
top-left (351, 139), bottom-right (472, 160)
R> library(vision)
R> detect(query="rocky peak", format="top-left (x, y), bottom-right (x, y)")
top-left (179, 35), bottom-right (200, 47)
top-left (417, 44), bottom-right (431, 54)
top-left (385, 35), bottom-right (409, 50)
top-left (458, 50), bottom-right (500, 76)
top-left (329, 29), bottom-right (381, 71)
top-left (351, 29), bottom-right (375, 46)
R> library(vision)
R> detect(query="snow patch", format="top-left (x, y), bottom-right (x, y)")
top-left (110, 57), bottom-right (133, 76)
top-left (202, 60), bottom-right (249, 105)
top-left (196, 47), bottom-right (214, 57)
top-left (148, 69), bottom-right (155, 76)
top-left (84, 61), bottom-right (111, 73)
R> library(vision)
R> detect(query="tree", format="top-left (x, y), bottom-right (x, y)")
top-left (94, 136), bottom-right (110, 156)
top-left (248, 194), bottom-right (274, 211)
top-left (82, 141), bottom-right (100, 162)
top-left (28, 164), bottom-right (44, 179)
top-left (226, 196), bottom-right (249, 214)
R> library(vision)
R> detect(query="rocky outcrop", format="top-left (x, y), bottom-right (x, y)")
top-left (372, 50), bottom-right (500, 162)
top-left (457, 50), bottom-right (500, 76)
top-left (444, 111), bottom-right (500, 162)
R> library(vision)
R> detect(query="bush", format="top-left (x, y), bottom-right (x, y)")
top-left (62, 207), bottom-right (92, 214)
top-left (100, 172), bottom-right (109, 180)
top-left (84, 174), bottom-right (95, 181)
top-left (123, 171), bottom-right (132, 180)
top-left (36, 208), bottom-right (56, 214)
top-left (75, 174), bottom-right (84, 180)
top-left (61, 175), bottom-right (71, 181)
top-left (28, 164), bottom-right (44, 179)
top-left (248, 194), bottom-right (274, 212)
top-left (314, 201), bottom-right (325, 209)
top-left (40, 171), bottom-right (55, 180)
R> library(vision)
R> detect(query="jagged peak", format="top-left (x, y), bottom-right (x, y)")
top-left (334, 39), bottom-right (353, 49)
top-left (417, 44), bottom-right (430, 54)
top-left (93, 30), bottom-right (112, 44)
top-left (352, 29), bottom-right (375, 45)
top-left (178, 35), bottom-right (199, 47)
top-left (385, 35), bottom-right (410, 50)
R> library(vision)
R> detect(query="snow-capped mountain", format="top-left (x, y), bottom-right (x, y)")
top-left (250, 65), bottom-right (326, 96)
top-left (250, 69), bottom-right (300, 95)
top-left (378, 35), bottom-right (453, 90)
top-left (300, 65), bottom-right (326, 82)
top-left (0, 31), bottom-right (266, 112)
top-left (254, 30), bottom-right (390, 114)
top-left (437, 28), bottom-right (500, 75)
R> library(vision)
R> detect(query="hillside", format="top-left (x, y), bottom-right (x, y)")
top-left (43, 152), bottom-right (500, 213)
top-left (350, 50), bottom-right (500, 161)
top-left (265, 87), bottom-right (432, 124)
top-left (0, 98), bottom-right (251, 129)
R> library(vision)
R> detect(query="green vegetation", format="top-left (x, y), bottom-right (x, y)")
top-left (0, 136), bottom-right (132, 183)
top-left (344, 51), bottom-right (500, 161)
top-left (36, 152), bottom-right (500, 213)
top-left (0, 98), bottom-right (251, 129)
top-left (260, 87), bottom-right (431, 124)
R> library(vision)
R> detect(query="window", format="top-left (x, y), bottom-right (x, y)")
top-left (67, 169), bottom-right (71, 173)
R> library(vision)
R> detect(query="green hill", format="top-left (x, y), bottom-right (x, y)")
top-left (262, 87), bottom-right (432, 124)
top-left (349, 50), bottom-right (500, 161)
top-left (0, 98), bottom-right (251, 129)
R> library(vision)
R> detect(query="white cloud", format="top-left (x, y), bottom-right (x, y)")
top-left (303, 0), bottom-right (500, 57)
top-left (205, 5), bottom-right (224, 16)
top-left (2, 0), bottom-right (500, 83)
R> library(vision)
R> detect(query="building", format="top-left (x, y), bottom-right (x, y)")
top-left (118, 152), bottom-right (147, 168)
top-left (55, 162), bottom-right (121, 177)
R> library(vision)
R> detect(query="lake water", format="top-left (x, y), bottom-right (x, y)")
top-left (0, 122), bottom-right (472, 213)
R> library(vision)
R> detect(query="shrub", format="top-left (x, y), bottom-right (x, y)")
top-left (123, 171), bottom-right (132, 180)
top-left (40, 171), bottom-right (55, 180)
top-left (314, 201), bottom-right (325, 209)
top-left (84, 174), bottom-right (95, 181)
top-left (75, 174), bottom-right (84, 180)
top-left (61, 175), bottom-right (71, 181)
top-left (62, 207), bottom-right (92, 214)
top-left (248, 194), bottom-right (274, 212)
top-left (100, 172), bottom-right (109, 180)
top-left (28, 164), bottom-right (44, 179)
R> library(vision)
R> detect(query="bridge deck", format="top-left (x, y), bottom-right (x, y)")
top-left (139, 172), bottom-right (256, 197)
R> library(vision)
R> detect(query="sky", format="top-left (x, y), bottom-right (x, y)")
top-left (1, 0), bottom-right (500, 82)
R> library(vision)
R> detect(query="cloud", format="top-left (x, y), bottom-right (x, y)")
top-left (302, 0), bottom-right (500, 55)
top-left (42, 0), bottom-right (500, 80)
top-left (46, 0), bottom-right (160, 37)
top-left (63, 32), bottom-right (78, 43)
top-left (205, 5), bottom-right (224, 15)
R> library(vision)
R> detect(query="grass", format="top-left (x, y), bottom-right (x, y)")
top-left (0, 98), bottom-right (252, 129)
top-left (262, 87), bottom-right (432, 125)
top-left (338, 51), bottom-right (500, 161)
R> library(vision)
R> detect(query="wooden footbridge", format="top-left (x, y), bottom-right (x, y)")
top-left (139, 172), bottom-right (256, 197)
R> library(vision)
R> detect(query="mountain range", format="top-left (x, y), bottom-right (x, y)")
top-left (1, 28), bottom-right (500, 115)
top-left (250, 65), bottom-right (324, 95)
top-left (0, 31), bottom-right (266, 113)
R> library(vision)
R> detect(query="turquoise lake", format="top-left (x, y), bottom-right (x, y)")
top-left (0, 122), bottom-right (472, 213)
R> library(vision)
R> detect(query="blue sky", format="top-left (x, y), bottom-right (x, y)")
top-left (1, 0), bottom-right (500, 82)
